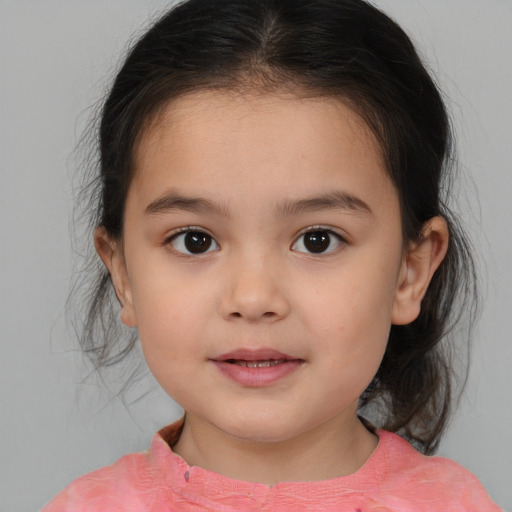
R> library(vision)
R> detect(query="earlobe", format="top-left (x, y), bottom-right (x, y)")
top-left (391, 216), bottom-right (449, 325)
top-left (94, 227), bottom-right (137, 328)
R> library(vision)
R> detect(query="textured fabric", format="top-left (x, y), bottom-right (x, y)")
top-left (42, 419), bottom-right (501, 512)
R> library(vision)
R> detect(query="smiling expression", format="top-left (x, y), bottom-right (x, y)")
top-left (101, 90), bottom-right (420, 448)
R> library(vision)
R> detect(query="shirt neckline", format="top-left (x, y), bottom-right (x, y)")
top-left (149, 418), bottom-right (391, 506)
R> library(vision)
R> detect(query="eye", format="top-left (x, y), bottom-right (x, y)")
top-left (168, 230), bottom-right (219, 255)
top-left (292, 229), bottom-right (344, 254)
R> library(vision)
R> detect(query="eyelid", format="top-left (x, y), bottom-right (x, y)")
top-left (294, 225), bottom-right (347, 241)
top-left (163, 225), bottom-right (213, 240)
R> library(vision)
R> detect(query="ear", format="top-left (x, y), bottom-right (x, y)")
top-left (392, 216), bottom-right (449, 325)
top-left (94, 227), bottom-right (137, 327)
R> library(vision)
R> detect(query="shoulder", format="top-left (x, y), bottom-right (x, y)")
top-left (40, 450), bottom-right (159, 512)
top-left (41, 420), bottom-right (188, 512)
top-left (40, 419), bottom-right (191, 511)
top-left (373, 430), bottom-right (502, 512)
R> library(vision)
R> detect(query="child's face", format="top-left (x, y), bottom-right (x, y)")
top-left (105, 91), bottom-right (418, 444)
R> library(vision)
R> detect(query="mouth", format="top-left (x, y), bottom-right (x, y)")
top-left (210, 349), bottom-right (303, 386)
top-left (226, 359), bottom-right (288, 368)
top-left (212, 348), bottom-right (301, 364)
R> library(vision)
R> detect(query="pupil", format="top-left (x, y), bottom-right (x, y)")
top-left (304, 231), bottom-right (330, 253)
top-left (184, 232), bottom-right (211, 253)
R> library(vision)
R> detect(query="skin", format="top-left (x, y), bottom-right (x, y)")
top-left (96, 91), bottom-right (448, 485)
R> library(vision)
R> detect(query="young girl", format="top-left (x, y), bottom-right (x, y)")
top-left (43, 0), bottom-right (501, 510)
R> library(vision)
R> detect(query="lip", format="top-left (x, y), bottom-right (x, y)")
top-left (210, 348), bottom-right (303, 387)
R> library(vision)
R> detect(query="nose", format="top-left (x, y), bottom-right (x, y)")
top-left (219, 253), bottom-right (291, 323)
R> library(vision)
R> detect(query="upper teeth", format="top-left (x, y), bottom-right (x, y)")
top-left (233, 360), bottom-right (285, 367)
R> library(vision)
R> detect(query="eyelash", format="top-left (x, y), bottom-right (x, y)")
top-left (164, 226), bottom-right (346, 256)
top-left (291, 226), bottom-right (346, 255)
top-left (165, 226), bottom-right (220, 256)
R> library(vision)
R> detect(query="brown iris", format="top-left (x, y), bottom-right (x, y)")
top-left (303, 231), bottom-right (331, 253)
top-left (184, 232), bottom-right (212, 253)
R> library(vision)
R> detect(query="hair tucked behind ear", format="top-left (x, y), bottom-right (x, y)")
top-left (73, 0), bottom-right (478, 454)
top-left (360, 211), bottom-right (477, 453)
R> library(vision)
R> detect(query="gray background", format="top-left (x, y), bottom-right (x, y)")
top-left (1, 1), bottom-right (510, 511)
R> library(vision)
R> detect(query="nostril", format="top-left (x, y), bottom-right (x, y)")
top-left (229, 311), bottom-right (277, 320)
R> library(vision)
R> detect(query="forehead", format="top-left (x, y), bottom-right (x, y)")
top-left (136, 90), bottom-right (383, 161)
top-left (131, 90), bottom-right (395, 215)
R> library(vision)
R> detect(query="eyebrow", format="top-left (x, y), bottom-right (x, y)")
top-left (276, 191), bottom-right (372, 217)
top-left (145, 192), bottom-right (230, 217)
top-left (144, 190), bottom-right (372, 218)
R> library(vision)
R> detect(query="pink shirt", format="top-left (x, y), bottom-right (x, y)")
top-left (42, 420), bottom-right (501, 511)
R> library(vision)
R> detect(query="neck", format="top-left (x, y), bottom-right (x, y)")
top-left (172, 413), bottom-right (378, 485)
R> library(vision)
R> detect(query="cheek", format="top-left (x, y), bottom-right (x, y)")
top-left (300, 263), bottom-right (397, 366)
top-left (131, 271), bottom-right (215, 363)
top-left (133, 284), bottom-right (211, 402)
top-left (303, 269), bottom-right (396, 332)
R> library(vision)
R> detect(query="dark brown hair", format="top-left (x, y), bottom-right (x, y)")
top-left (76, 0), bottom-right (477, 454)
